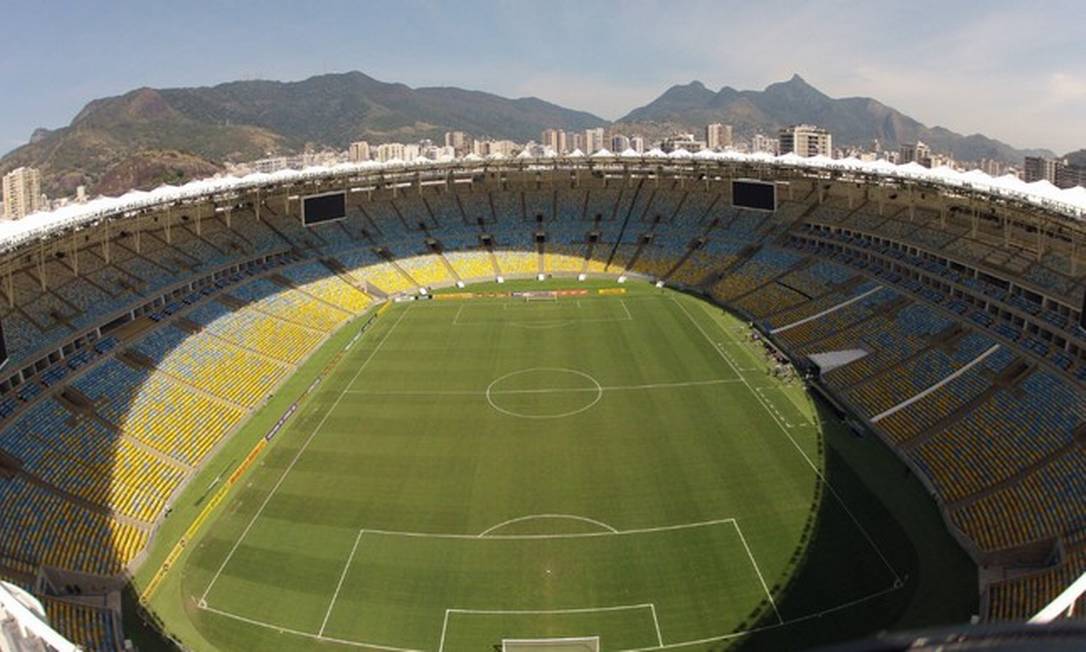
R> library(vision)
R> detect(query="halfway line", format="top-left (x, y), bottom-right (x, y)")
top-left (344, 377), bottom-right (742, 397)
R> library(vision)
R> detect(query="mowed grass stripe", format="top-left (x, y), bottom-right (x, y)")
top-left (181, 286), bottom-right (901, 651)
top-left (320, 523), bottom-right (769, 649)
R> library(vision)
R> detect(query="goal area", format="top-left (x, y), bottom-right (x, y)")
top-left (502, 636), bottom-right (599, 652)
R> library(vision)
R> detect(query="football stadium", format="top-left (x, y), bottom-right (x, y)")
top-left (0, 152), bottom-right (1083, 651)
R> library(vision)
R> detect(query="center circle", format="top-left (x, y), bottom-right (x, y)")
top-left (485, 368), bottom-right (603, 419)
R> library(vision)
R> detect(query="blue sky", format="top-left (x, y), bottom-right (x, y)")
top-left (2, 0), bottom-right (1084, 154)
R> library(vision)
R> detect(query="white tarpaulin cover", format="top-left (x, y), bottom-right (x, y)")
top-left (2, 152), bottom-right (1083, 255)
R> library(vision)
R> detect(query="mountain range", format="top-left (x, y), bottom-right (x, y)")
top-left (0, 71), bottom-right (1059, 197)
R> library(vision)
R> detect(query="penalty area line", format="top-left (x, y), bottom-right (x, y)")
top-left (356, 516), bottom-right (738, 541)
top-left (319, 528), bottom-right (365, 637)
top-left (198, 582), bottom-right (906, 652)
top-left (199, 304), bottom-right (413, 605)
top-left (731, 519), bottom-right (783, 624)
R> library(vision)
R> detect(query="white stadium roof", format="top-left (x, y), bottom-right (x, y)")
top-left (2, 151), bottom-right (1084, 256)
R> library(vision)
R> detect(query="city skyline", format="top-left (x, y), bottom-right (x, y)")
top-left (1, 1), bottom-right (1084, 155)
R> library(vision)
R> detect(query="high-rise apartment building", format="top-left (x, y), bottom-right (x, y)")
top-left (585, 128), bottom-right (605, 153)
top-left (899, 141), bottom-right (931, 166)
top-left (660, 134), bottom-right (705, 153)
top-left (443, 131), bottom-right (469, 153)
top-left (375, 143), bottom-right (407, 162)
top-left (706, 123), bottom-right (733, 150)
top-left (2, 167), bottom-right (43, 220)
top-left (630, 136), bottom-right (645, 153)
top-left (1056, 164), bottom-right (1086, 189)
top-left (1023, 156), bottom-right (1059, 184)
top-left (348, 141), bottom-right (371, 162)
top-left (751, 133), bottom-right (778, 155)
top-left (572, 133), bottom-right (586, 153)
top-left (541, 129), bottom-right (571, 154)
top-left (611, 134), bottom-right (630, 152)
top-left (778, 124), bottom-right (832, 157)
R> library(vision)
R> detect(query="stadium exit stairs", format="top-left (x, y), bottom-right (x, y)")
top-left (840, 324), bottom-right (966, 392)
top-left (946, 436), bottom-right (1086, 510)
top-left (900, 359), bottom-right (1032, 451)
top-left (796, 295), bottom-right (912, 349)
top-left (437, 253), bottom-right (462, 282)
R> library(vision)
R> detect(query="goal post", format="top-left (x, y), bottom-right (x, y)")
top-left (502, 636), bottom-right (600, 652)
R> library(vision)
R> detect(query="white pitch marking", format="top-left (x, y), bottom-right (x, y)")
top-left (199, 603), bottom-right (422, 651)
top-left (441, 603), bottom-right (658, 652)
top-left (343, 377), bottom-right (743, 398)
top-left (674, 297), bottom-right (902, 584)
top-left (447, 603), bottom-right (657, 616)
top-left (870, 344), bottom-right (1000, 423)
top-left (732, 520), bottom-right (783, 624)
top-left (454, 298), bottom-right (633, 327)
top-left (319, 529), bottom-right (365, 637)
top-left (622, 583), bottom-right (906, 651)
top-left (360, 516), bottom-right (738, 541)
top-left (200, 582), bottom-right (906, 652)
top-left (478, 513), bottom-right (619, 537)
top-left (200, 304), bottom-right (414, 604)
top-left (485, 367), bottom-right (604, 419)
top-left (438, 610), bottom-right (451, 652)
top-left (649, 603), bottom-right (664, 647)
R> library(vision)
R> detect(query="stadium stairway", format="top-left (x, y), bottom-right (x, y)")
top-left (841, 324), bottom-right (967, 392)
top-left (581, 242), bottom-right (599, 274)
top-left (318, 257), bottom-right (380, 298)
top-left (795, 294), bottom-right (912, 349)
top-left (260, 202), bottom-right (325, 253)
top-left (11, 462), bottom-right (148, 530)
top-left (53, 389), bottom-right (192, 474)
top-left (659, 241), bottom-right (700, 281)
top-left (621, 239), bottom-right (650, 273)
top-left (899, 359), bottom-right (1033, 450)
top-left (712, 243), bottom-right (764, 278)
top-left (726, 255), bottom-right (812, 303)
top-left (437, 253), bottom-right (463, 283)
top-left (323, 256), bottom-right (389, 299)
top-left (487, 249), bottom-right (502, 276)
top-left (946, 433), bottom-right (1086, 510)
top-left (388, 259), bottom-right (421, 289)
top-left (760, 274), bottom-right (868, 326)
top-left (221, 289), bottom-right (334, 335)
top-left (172, 315), bottom-right (298, 366)
top-left (115, 351), bottom-right (249, 412)
top-left (267, 271), bottom-right (367, 314)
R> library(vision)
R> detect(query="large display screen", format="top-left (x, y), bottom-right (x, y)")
top-left (302, 192), bottom-right (347, 225)
top-left (732, 180), bottom-right (777, 211)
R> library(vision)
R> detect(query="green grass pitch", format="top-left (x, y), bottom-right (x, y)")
top-left (137, 281), bottom-right (978, 651)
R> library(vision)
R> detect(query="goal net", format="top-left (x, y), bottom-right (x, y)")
top-left (524, 292), bottom-right (558, 302)
top-left (502, 636), bottom-right (599, 652)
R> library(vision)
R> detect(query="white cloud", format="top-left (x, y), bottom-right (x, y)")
top-left (1047, 73), bottom-right (1086, 104)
